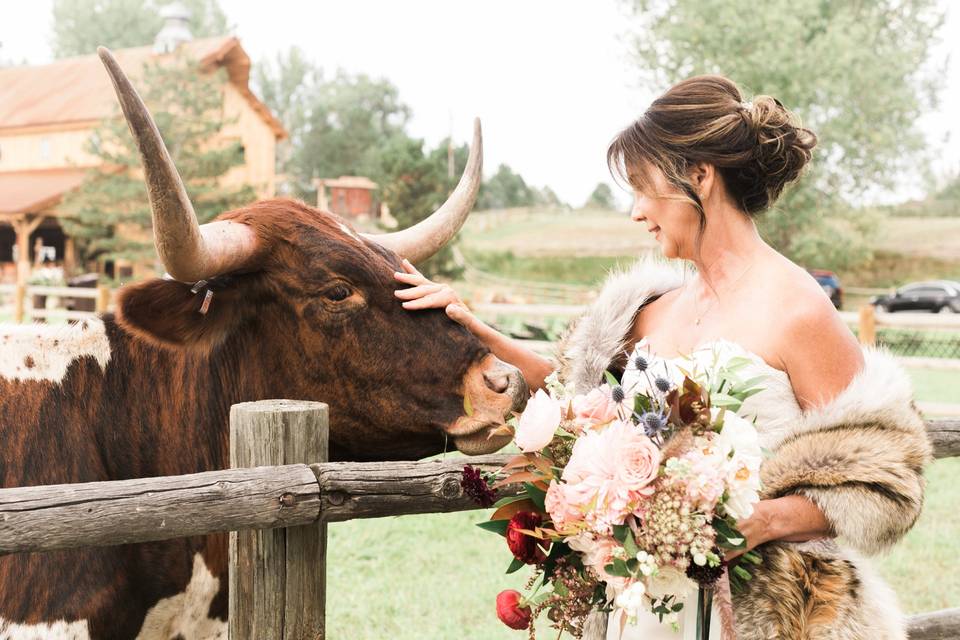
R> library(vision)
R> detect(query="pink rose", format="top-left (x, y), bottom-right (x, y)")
top-left (572, 385), bottom-right (619, 431)
top-left (545, 480), bottom-right (584, 529)
top-left (559, 421), bottom-right (661, 531)
top-left (514, 389), bottom-right (561, 452)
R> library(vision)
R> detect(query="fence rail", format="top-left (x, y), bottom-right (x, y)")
top-left (0, 283), bottom-right (113, 322)
top-left (0, 408), bottom-right (957, 639)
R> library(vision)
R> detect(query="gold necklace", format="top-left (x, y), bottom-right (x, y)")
top-left (691, 259), bottom-right (757, 326)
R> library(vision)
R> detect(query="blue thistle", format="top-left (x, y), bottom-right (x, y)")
top-left (633, 355), bottom-right (648, 372)
top-left (654, 377), bottom-right (672, 393)
top-left (641, 411), bottom-right (668, 438)
top-left (611, 385), bottom-right (626, 404)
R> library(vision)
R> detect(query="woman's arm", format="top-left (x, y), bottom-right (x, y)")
top-left (727, 495), bottom-right (833, 560)
top-left (393, 259), bottom-right (555, 390)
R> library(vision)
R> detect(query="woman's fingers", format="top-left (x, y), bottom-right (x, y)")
top-left (393, 271), bottom-right (428, 285)
top-left (394, 283), bottom-right (443, 300)
top-left (401, 289), bottom-right (460, 310)
top-left (401, 258), bottom-right (422, 276)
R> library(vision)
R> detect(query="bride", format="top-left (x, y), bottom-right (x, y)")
top-left (394, 75), bottom-right (930, 639)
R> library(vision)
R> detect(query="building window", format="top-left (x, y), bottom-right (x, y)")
top-left (39, 138), bottom-right (51, 161)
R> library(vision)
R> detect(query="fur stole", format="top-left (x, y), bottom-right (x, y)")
top-left (558, 255), bottom-right (932, 640)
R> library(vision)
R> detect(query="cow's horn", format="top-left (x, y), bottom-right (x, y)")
top-left (97, 46), bottom-right (258, 283)
top-left (364, 118), bottom-right (482, 263)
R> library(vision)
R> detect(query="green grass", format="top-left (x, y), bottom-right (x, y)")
top-left (324, 372), bottom-right (959, 638)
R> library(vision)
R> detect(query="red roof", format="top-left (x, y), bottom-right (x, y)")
top-left (0, 36), bottom-right (285, 138)
top-left (0, 168), bottom-right (89, 215)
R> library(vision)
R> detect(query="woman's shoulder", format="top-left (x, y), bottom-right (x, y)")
top-left (763, 257), bottom-right (864, 410)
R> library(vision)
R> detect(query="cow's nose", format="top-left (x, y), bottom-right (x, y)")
top-left (483, 369), bottom-right (510, 394)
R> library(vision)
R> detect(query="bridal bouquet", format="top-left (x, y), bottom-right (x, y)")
top-left (462, 347), bottom-right (767, 638)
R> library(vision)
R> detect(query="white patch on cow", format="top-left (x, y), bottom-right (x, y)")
top-left (0, 617), bottom-right (90, 639)
top-left (0, 319), bottom-right (111, 384)
top-left (338, 222), bottom-right (362, 242)
top-left (135, 553), bottom-right (226, 640)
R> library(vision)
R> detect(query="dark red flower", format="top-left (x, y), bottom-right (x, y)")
top-left (496, 589), bottom-right (532, 630)
top-left (506, 511), bottom-right (549, 564)
top-left (461, 465), bottom-right (498, 507)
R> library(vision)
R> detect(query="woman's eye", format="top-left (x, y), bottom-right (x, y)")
top-left (326, 285), bottom-right (351, 301)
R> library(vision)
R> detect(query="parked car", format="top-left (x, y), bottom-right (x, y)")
top-left (808, 269), bottom-right (843, 309)
top-left (871, 280), bottom-right (960, 313)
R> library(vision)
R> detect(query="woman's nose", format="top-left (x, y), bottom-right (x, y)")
top-left (630, 200), bottom-right (646, 222)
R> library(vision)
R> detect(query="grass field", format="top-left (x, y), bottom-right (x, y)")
top-left (325, 370), bottom-right (959, 639)
top-left (461, 208), bottom-right (960, 290)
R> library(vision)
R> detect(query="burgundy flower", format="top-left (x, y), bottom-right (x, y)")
top-left (461, 465), bottom-right (498, 507)
top-left (496, 589), bottom-right (532, 630)
top-left (506, 511), bottom-right (549, 564)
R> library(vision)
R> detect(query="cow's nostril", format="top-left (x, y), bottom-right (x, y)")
top-left (483, 370), bottom-right (510, 394)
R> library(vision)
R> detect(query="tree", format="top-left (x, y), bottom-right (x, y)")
top-left (52, 0), bottom-right (229, 58)
top-left (584, 183), bottom-right (616, 210)
top-left (624, 0), bottom-right (945, 270)
top-left (60, 56), bottom-right (254, 267)
top-left (477, 164), bottom-right (537, 209)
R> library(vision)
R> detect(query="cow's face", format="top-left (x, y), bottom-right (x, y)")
top-left (115, 200), bottom-right (525, 459)
top-left (98, 46), bottom-right (526, 460)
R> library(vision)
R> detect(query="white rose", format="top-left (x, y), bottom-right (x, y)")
top-left (723, 452), bottom-right (763, 520)
top-left (514, 389), bottom-right (562, 452)
top-left (644, 566), bottom-right (697, 601)
top-left (713, 409), bottom-right (762, 459)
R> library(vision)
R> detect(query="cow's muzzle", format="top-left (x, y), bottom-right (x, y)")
top-left (449, 354), bottom-right (528, 455)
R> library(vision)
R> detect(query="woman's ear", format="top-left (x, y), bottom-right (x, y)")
top-left (689, 163), bottom-right (717, 201)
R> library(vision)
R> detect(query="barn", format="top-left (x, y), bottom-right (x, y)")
top-left (0, 28), bottom-right (286, 285)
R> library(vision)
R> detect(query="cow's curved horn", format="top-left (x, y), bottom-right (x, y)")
top-left (364, 118), bottom-right (482, 264)
top-left (97, 47), bottom-right (258, 283)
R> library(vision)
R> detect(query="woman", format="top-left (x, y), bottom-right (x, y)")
top-left (395, 76), bottom-right (930, 639)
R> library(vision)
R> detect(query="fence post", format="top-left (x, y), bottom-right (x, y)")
top-left (13, 284), bottom-right (25, 324)
top-left (95, 284), bottom-right (111, 314)
top-left (229, 400), bottom-right (329, 640)
top-left (858, 304), bottom-right (876, 346)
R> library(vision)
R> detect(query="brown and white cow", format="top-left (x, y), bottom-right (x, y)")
top-left (0, 48), bottom-right (525, 639)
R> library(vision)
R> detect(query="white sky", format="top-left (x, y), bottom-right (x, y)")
top-left (2, 0), bottom-right (958, 206)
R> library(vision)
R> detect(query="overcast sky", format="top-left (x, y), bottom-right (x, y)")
top-left (2, 1), bottom-right (958, 206)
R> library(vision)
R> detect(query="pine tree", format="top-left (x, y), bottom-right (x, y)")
top-left (60, 55), bottom-right (254, 269)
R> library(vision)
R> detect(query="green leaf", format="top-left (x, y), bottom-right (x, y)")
top-left (623, 530), bottom-right (640, 558)
top-left (603, 560), bottom-right (632, 578)
top-left (634, 393), bottom-right (652, 414)
top-left (733, 565), bottom-right (753, 581)
top-left (492, 494), bottom-right (530, 509)
top-left (506, 557), bottom-right (525, 574)
top-left (524, 482), bottom-right (547, 512)
top-left (476, 520), bottom-right (510, 536)
top-left (711, 393), bottom-right (742, 409)
top-left (611, 524), bottom-right (630, 544)
top-left (604, 370), bottom-right (620, 387)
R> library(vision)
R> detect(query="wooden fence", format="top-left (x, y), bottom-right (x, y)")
top-left (0, 401), bottom-right (958, 638)
top-left (0, 283), bottom-right (113, 323)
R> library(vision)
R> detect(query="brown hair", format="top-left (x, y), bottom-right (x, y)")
top-left (607, 75), bottom-right (817, 229)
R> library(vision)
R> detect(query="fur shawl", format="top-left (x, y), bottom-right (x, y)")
top-left (557, 255), bottom-right (932, 640)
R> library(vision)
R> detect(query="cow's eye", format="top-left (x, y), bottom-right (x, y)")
top-left (325, 285), bottom-right (352, 302)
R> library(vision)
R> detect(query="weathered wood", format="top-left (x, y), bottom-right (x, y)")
top-left (0, 465), bottom-right (319, 554)
top-left (229, 399), bottom-right (329, 640)
top-left (928, 419), bottom-right (960, 460)
top-left (312, 454), bottom-right (515, 523)
top-left (907, 607), bottom-right (960, 639)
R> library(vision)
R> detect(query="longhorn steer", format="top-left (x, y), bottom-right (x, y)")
top-left (0, 48), bottom-right (525, 639)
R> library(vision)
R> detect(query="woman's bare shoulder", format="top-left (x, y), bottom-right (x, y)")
top-left (766, 258), bottom-right (864, 410)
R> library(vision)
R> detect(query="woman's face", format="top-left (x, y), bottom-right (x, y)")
top-left (629, 165), bottom-right (701, 260)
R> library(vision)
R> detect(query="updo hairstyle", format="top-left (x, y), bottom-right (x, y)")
top-left (607, 75), bottom-right (817, 223)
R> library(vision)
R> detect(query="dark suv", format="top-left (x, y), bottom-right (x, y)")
top-left (808, 269), bottom-right (843, 309)
top-left (871, 281), bottom-right (960, 313)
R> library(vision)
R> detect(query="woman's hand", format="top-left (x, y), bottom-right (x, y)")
top-left (724, 495), bottom-right (833, 561)
top-left (393, 258), bottom-right (485, 335)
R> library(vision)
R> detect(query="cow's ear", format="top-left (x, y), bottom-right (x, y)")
top-left (116, 277), bottom-right (247, 350)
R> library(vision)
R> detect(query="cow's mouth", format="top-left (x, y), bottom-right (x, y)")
top-left (452, 421), bottom-right (515, 455)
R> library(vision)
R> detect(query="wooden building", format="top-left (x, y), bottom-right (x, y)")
top-left (0, 33), bottom-right (286, 284)
top-left (315, 176), bottom-right (379, 219)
